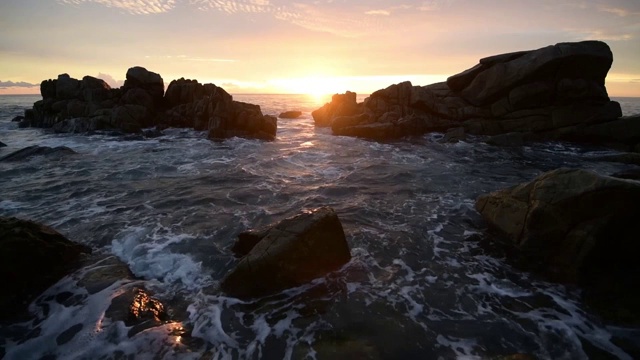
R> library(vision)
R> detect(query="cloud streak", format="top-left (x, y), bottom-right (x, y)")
top-left (58, 0), bottom-right (177, 15)
top-left (0, 80), bottom-right (38, 88)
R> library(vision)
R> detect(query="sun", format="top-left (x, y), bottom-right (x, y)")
top-left (270, 76), bottom-right (348, 103)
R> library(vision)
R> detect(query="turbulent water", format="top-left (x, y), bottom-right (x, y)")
top-left (1, 94), bottom-right (640, 360)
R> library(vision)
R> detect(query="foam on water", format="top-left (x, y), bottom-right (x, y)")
top-left (2, 95), bottom-right (640, 359)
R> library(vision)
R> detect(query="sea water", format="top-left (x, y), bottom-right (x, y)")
top-left (1, 94), bottom-right (639, 359)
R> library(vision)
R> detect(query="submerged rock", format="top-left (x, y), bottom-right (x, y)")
top-left (278, 110), bottom-right (303, 119)
top-left (0, 145), bottom-right (76, 162)
top-left (475, 168), bottom-right (640, 325)
top-left (0, 217), bottom-right (91, 322)
top-left (313, 41), bottom-right (631, 148)
top-left (221, 207), bottom-right (351, 299)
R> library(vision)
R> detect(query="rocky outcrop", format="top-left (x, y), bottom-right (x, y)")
top-left (22, 68), bottom-right (276, 141)
top-left (279, 110), bottom-right (302, 119)
top-left (475, 169), bottom-right (640, 324)
top-left (0, 145), bottom-right (76, 162)
top-left (314, 41), bottom-right (632, 148)
top-left (312, 91), bottom-right (360, 127)
top-left (222, 207), bottom-right (351, 299)
top-left (0, 217), bottom-right (91, 322)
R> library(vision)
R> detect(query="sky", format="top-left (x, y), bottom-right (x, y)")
top-left (1, 0), bottom-right (639, 96)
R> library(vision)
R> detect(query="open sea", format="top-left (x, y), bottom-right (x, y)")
top-left (1, 94), bottom-right (640, 359)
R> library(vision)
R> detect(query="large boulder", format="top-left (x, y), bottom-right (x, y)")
top-left (279, 110), bottom-right (302, 119)
top-left (312, 91), bottom-right (359, 127)
top-left (0, 145), bottom-right (76, 162)
top-left (0, 217), bottom-right (91, 322)
top-left (315, 41), bottom-right (630, 147)
top-left (221, 207), bottom-right (352, 299)
top-left (123, 66), bottom-right (164, 106)
top-left (208, 101), bottom-right (277, 141)
top-left (475, 169), bottom-right (640, 324)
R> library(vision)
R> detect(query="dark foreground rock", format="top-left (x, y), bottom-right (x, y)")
top-left (0, 217), bottom-right (91, 322)
top-left (278, 110), bottom-right (303, 119)
top-left (0, 145), bottom-right (76, 162)
top-left (313, 41), bottom-right (635, 148)
top-left (475, 168), bottom-right (640, 325)
top-left (22, 70), bottom-right (276, 141)
top-left (0, 141), bottom-right (6, 148)
top-left (222, 207), bottom-right (351, 299)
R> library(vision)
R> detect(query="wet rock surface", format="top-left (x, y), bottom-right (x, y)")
top-left (0, 145), bottom-right (76, 162)
top-left (0, 217), bottom-right (91, 322)
top-left (222, 207), bottom-right (352, 299)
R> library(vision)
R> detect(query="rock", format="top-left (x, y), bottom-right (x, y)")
top-left (611, 168), bottom-right (640, 180)
top-left (486, 132), bottom-right (528, 147)
top-left (312, 91), bottom-right (359, 127)
top-left (208, 101), bottom-right (277, 141)
top-left (25, 69), bottom-right (275, 140)
top-left (56, 74), bottom-right (81, 100)
top-left (123, 66), bottom-right (164, 105)
top-left (230, 224), bottom-right (274, 258)
top-left (11, 115), bottom-right (24, 122)
top-left (0, 141), bottom-right (5, 148)
top-left (0, 145), bottom-right (77, 162)
top-left (0, 217), bottom-right (91, 322)
top-left (278, 110), bottom-right (302, 119)
top-left (439, 127), bottom-right (466, 143)
top-left (311, 41), bottom-right (627, 146)
top-left (221, 207), bottom-right (351, 298)
top-left (105, 287), bottom-right (169, 337)
top-left (475, 168), bottom-right (640, 324)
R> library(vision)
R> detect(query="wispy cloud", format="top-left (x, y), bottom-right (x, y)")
top-left (58, 0), bottom-right (176, 15)
top-left (365, 10), bottom-right (390, 16)
top-left (0, 80), bottom-right (38, 89)
top-left (600, 6), bottom-right (640, 17)
top-left (143, 55), bottom-right (236, 62)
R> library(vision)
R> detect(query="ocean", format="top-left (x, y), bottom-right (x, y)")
top-left (1, 94), bottom-right (639, 359)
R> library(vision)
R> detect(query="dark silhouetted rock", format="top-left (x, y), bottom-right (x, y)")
top-left (313, 41), bottom-right (631, 148)
top-left (475, 169), bottom-right (640, 325)
top-left (25, 68), bottom-right (276, 140)
top-left (439, 127), bottom-right (466, 143)
top-left (0, 145), bottom-right (76, 162)
top-left (0, 217), bottom-right (91, 322)
top-left (278, 110), bottom-right (302, 119)
top-left (11, 115), bottom-right (24, 122)
top-left (611, 168), bottom-right (640, 180)
top-left (312, 91), bottom-right (359, 127)
top-left (0, 141), bottom-right (5, 148)
top-left (591, 152), bottom-right (640, 165)
top-left (221, 207), bottom-right (351, 298)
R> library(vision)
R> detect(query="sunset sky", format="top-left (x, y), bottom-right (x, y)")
top-left (1, 0), bottom-right (639, 96)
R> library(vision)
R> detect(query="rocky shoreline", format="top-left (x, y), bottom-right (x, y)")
top-left (2, 40), bottom-right (640, 357)
top-left (19, 67), bottom-right (277, 141)
top-left (312, 41), bottom-right (640, 151)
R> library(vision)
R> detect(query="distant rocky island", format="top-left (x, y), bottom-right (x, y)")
top-left (19, 67), bottom-right (277, 140)
top-left (313, 40), bottom-right (640, 150)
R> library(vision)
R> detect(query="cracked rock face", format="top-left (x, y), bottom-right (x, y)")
top-left (222, 207), bottom-right (351, 299)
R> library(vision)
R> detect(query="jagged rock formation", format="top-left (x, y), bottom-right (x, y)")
top-left (22, 68), bottom-right (277, 141)
top-left (475, 168), bottom-right (640, 325)
top-left (313, 41), bottom-right (635, 148)
top-left (222, 207), bottom-right (351, 299)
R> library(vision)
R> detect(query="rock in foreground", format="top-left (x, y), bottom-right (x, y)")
top-left (0, 217), bottom-right (91, 322)
top-left (222, 207), bottom-right (351, 299)
top-left (314, 41), bottom-right (631, 148)
top-left (475, 169), bottom-right (640, 324)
